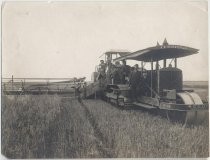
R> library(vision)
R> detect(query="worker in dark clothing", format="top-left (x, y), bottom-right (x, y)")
top-left (137, 71), bottom-right (147, 96)
top-left (72, 83), bottom-right (83, 104)
top-left (129, 64), bottom-right (142, 100)
top-left (111, 61), bottom-right (121, 84)
top-left (97, 60), bottom-right (106, 87)
top-left (97, 60), bottom-right (106, 79)
top-left (120, 60), bottom-right (131, 84)
top-left (106, 59), bottom-right (114, 84)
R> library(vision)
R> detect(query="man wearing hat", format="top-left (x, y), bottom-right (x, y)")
top-left (120, 60), bottom-right (131, 84)
top-left (98, 60), bottom-right (106, 74)
top-left (129, 64), bottom-right (142, 100)
top-left (111, 61), bottom-right (122, 84)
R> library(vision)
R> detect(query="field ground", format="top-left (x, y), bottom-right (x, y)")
top-left (2, 81), bottom-right (209, 158)
top-left (183, 81), bottom-right (208, 87)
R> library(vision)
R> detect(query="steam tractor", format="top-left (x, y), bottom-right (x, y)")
top-left (90, 39), bottom-right (208, 124)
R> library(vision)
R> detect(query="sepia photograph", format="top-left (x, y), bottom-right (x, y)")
top-left (1, 0), bottom-right (209, 158)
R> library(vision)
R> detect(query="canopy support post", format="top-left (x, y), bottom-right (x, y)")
top-left (163, 59), bottom-right (166, 68)
top-left (175, 58), bottom-right (177, 68)
top-left (156, 61), bottom-right (159, 95)
top-left (151, 60), bottom-right (153, 97)
top-left (141, 61), bottom-right (144, 72)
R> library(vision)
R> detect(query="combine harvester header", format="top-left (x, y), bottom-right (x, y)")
top-left (2, 77), bottom-right (86, 95)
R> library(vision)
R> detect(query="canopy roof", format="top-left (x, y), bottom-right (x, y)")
top-left (104, 50), bottom-right (131, 57)
top-left (114, 43), bottom-right (199, 62)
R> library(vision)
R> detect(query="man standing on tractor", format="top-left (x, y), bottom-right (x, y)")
top-left (129, 64), bottom-right (142, 100)
top-left (98, 60), bottom-right (106, 77)
top-left (120, 60), bottom-right (131, 84)
top-left (111, 61), bottom-right (121, 84)
top-left (106, 59), bottom-right (113, 84)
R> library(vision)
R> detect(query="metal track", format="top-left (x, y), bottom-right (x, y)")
top-left (105, 93), bottom-right (208, 125)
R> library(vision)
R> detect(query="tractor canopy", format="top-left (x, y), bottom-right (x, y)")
top-left (114, 40), bottom-right (198, 62)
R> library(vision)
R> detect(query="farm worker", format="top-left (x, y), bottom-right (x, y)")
top-left (98, 60), bottom-right (106, 78)
top-left (138, 71), bottom-right (147, 96)
top-left (97, 60), bottom-right (106, 87)
top-left (111, 61), bottom-right (121, 84)
top-left (72, 83), bottom-right (83, 103)
top-left (129, 64), bottom-right (142, 100)
top-left (82, 82), bottom-right (87, 98)
top-left (106, 59), bottom-right (113, 84)
top-left (120, 60), bottom-right (131, 84)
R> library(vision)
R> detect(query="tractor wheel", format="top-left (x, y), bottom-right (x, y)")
top-left (166, 92), bottom-right (208, 125)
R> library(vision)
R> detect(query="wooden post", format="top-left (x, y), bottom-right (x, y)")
top-left (156, 61), bottom-right (159, 95)
top-left (156, 61), bottom-right (159, 70)
top-left (151, 61), bottom-right (153, 97)
top-left (74, 80), bottom-right (76, 97)
top-left (21, 80), bottom-right (24, 90)
top-left (175, 58), bottom-right (177, 68)
top-left (12, 75), bottom-right (14, 90)
top-left (163, 59), bottom-right (166, 68)
top-left (141, 61), bottom-right (143, 72)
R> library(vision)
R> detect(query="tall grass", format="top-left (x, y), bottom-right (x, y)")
top-left (2, 95), bottom-right (208, 158)
top-left (50, 99), bottom-right (100, 158)
top-left (2, 95), bottom-right (61, 158)
top-left (2, 95), bottom-right (102, 158)
top-left (84, 100), bottom-right (209, 158)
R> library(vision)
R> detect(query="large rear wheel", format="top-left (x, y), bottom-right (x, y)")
top-left (166, 92), bottom-right (208, 125)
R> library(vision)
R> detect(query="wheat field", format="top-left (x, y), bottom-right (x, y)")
top-left (2, 90), bottom-right (209, 158)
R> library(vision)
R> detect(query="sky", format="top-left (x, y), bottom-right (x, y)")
top-left (2, 1), bottom-right (208, 81)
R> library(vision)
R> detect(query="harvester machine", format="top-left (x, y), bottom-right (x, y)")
top-left (89, 39), bottom-right (208, 125)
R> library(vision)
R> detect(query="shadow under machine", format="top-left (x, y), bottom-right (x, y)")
top-left (90, 40), bottom-right (208, 124)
